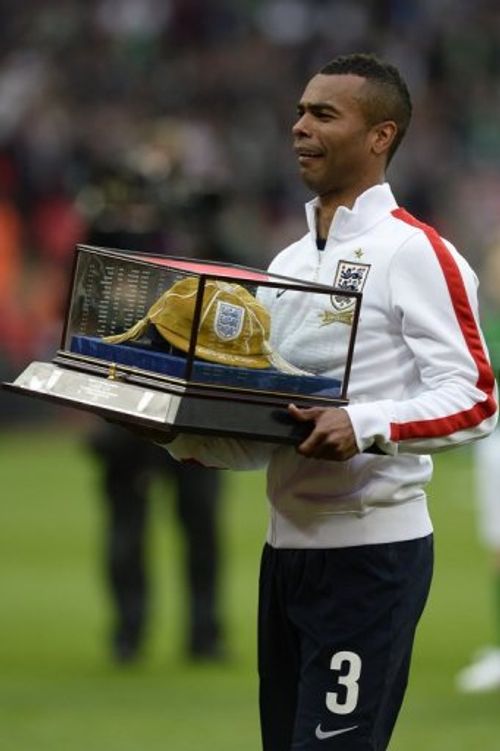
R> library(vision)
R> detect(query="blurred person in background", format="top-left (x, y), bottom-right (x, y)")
top-left (84, 164), bottom-right (227, 662)
top-left (88, 423), bottom-right (224, 663)
top-left (456, 241), bottom-right (500, 693)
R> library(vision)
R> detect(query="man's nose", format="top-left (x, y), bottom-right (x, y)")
top-left (292, 112), bottom-right (312, 137)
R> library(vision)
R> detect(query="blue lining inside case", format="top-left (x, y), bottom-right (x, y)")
top-left (70, 336), bottom-right (342, 398)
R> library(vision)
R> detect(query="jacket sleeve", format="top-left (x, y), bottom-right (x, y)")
top-left (344, 231), bottom-right (498, 455)
top-left (164, 432), bottom-right (277, 470)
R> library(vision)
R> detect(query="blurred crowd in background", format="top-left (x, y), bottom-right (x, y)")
top-left (2, 0), bottom-right (500, 419)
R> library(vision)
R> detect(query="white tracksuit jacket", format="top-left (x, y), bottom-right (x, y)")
top-left (167, 183), bottom-right (498, 548)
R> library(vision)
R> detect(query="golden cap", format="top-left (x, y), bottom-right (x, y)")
top-left (103, 276), bottom-right (306, 373)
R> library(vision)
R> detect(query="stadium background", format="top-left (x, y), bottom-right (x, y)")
top-left (1, 1), bottom-right (499, 749)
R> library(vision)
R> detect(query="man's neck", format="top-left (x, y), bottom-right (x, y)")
top-left (315, 178), bottom-right (384, 241)
top-left (315, 204), bottom-right (337, 241)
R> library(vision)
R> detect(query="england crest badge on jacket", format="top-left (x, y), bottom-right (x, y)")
top-left (320, 259), bottom-right (371, 326)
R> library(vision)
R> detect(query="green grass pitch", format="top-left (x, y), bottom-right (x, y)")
top-left (0, 425), bottom-right (498, 750)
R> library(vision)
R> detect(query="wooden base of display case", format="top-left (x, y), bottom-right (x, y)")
top-left (3, 357), bottom-right (348, 444)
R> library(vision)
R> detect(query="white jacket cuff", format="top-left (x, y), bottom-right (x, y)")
top-left (343, 402), bottom-right (398, 456)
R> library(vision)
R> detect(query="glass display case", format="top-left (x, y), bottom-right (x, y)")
top-left (3, 245), bottom-right (363, 444)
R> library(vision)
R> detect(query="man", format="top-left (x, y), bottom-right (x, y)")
top-left (456, 312), bottom-right (500, 693)
top-left (162, 54), bottom-right (498, 749)
top-left (87, 423), bottom-right (224, 663)
top-left (455, 423), bottom-right (500, 693)
top-left (82, 168), bottom-right (227, 664)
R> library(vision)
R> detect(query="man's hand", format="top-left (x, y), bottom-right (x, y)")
top-left (288, 404), bottom-right (359, 461)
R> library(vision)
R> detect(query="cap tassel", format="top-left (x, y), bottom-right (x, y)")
top-left (264, 343), bottom-right (310, 375)
top-left (102, 316), bottom-right (150, 344)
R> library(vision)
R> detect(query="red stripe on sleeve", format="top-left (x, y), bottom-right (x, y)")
top-left (389, 208), bottom-right (497, 441)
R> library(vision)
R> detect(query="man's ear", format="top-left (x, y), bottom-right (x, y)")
top-left (371, 121), bottom-right (398, 157)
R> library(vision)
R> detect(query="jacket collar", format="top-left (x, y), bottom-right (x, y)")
top-left (304, 182), bottom-right (398, 242)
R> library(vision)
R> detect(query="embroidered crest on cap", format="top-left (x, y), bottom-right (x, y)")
top-left (214, 300), bottom-right (245, 340)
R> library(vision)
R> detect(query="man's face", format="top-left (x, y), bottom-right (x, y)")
top-left (292, 73), bottom-right (376, 197)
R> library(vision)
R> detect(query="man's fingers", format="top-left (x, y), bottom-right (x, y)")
top-left (289, 404), bottom-right (328, 455)
top-left (296, 430), bottom-right (324, 456)
top-left (288, 403), bottom-right (321, 422)
top-left (288, 406), bottom-right (359, 460)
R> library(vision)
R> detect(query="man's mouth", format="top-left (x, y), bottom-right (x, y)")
top-left (295, 147), bottom-right (324, 163)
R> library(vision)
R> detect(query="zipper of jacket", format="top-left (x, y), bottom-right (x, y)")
top-left (311, 235), bottom-right (324, 283)
top-left (313, 250), bottom-right (322, 282)
top-left (312, 203), bottom-right (328, 282)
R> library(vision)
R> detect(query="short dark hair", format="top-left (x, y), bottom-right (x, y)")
top-left (319, 53), bottom-right (412, 163)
